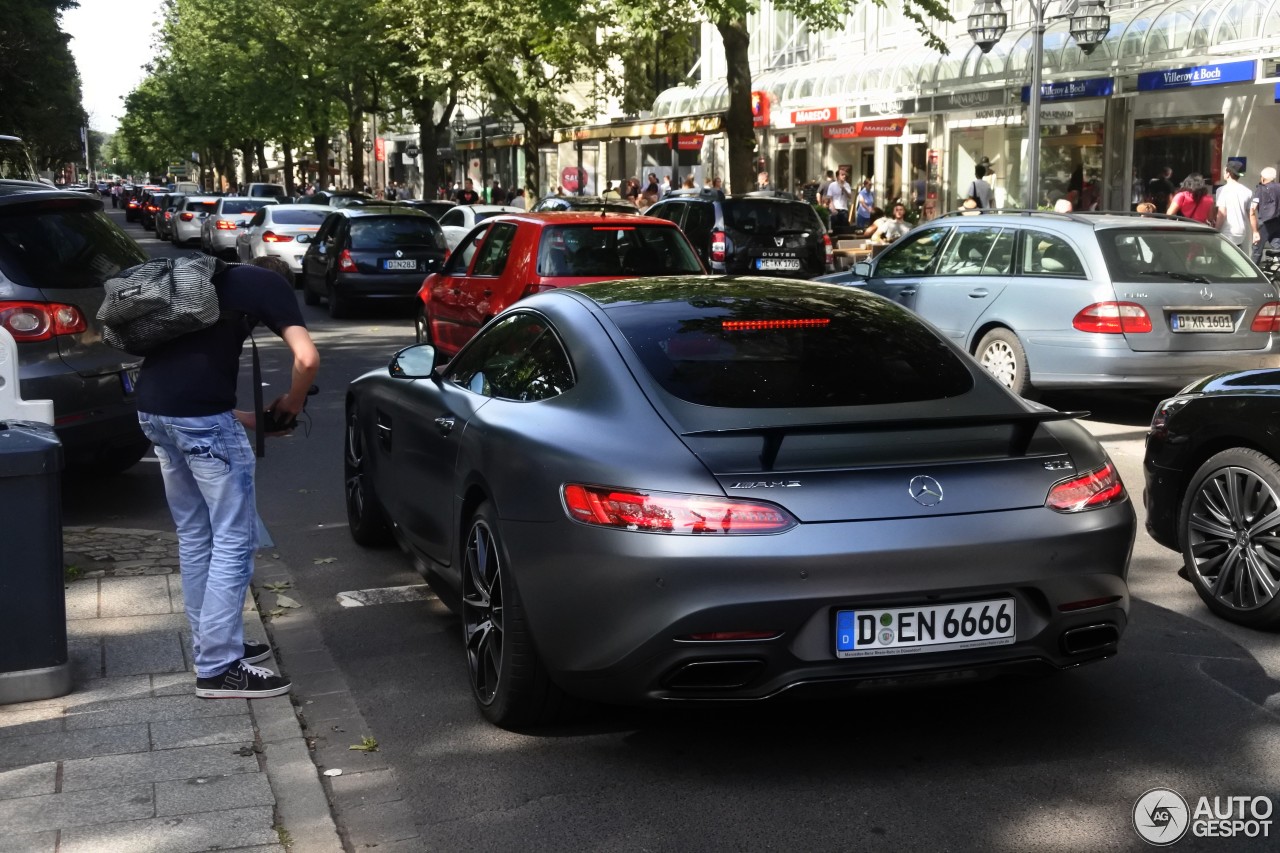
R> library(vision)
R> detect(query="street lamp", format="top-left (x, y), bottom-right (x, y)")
top-left (968, 0), bottom-right (1110, 208)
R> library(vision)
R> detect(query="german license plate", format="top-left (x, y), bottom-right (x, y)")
top-left (121, 367), bottom-right (140, 394)
top-left (756, 258), bottom-right (801, 271)
top-left (1171, 312), bottom-right (1233, 332)
top-left (383, 259), bottom-right (417, 270)
top-left (835, 598), bottom-right (1015, 658)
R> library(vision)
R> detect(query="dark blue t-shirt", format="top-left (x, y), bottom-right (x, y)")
top-left (137, 264), bottom-right (306, 417)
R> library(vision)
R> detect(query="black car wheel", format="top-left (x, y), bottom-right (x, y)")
top-left (976, 328), bottom-right (1032, 397)
top-left (327, 279), bottom-right (351, 319)
top-left (1181, 448), bottom-right (1280, 628)
top-left (344, 404), bottom-right (392, 546)
top-left (462, 502), bottom-right (565, 728)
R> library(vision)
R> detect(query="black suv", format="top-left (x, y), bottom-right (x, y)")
top-left (0, 181), bottom-right (152, 471)
top-left (301, 205), bottom-right (448, 318)
top-left (647, 189), bottom-right (832, 278)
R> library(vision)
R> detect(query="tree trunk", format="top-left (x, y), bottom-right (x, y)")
top-left (412, 98), bottom-right (438, 200)
top-left (282, 141), bottom-right (295, 194)
top-left (255, 140), bottom-right (268, 182)
top-left (347, 112), bottom-right (364, 190)
top-left (717, 16), bottom-right (754, 196)
top-left (240, 142), bottom-right (253, 188)
top-left (312, 128), bottom-right (330, 189)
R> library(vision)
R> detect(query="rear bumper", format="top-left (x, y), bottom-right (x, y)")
top-left (335, 272), bottom-right (427, 300)
top-left (19, 365), bottom-right (145, 466)
top-left (249, 242), bottom-right (306, 273)
top-left (502, 500), bottom-right (1135, 705)
top-left (1022, 332), bottom-right (1280, 391)
top-left (207, 230), bottom-right (241, 252)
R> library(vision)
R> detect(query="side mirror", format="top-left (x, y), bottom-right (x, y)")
top-left (296, 234), bottom-right (312, 244)
top-left (389, 344), bottom-right (438, 379)
top-left (852, 261), bottom-right (873, 278)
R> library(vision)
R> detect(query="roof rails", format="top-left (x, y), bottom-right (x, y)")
top-left (936, 208), bottom-right (1206, 226)
top-left (668, 187), bottom-right (724, 200)
top-left (742, 189), bottom-right (799, 201)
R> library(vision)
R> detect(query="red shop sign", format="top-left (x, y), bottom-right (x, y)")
top-left (791, 107), bottom-right (839, 125)
top-left (669, 134), bottom-right (704, 151)
top-left (374, 137), bottom-right (386, 162)
top-left (823, 119), bottom-right (908, 139)
top-left (751, 91), bottom-right (771, 127)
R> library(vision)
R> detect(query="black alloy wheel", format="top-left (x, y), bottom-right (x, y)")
top-left (1181, 448), bottom-right (1280, 628)
top-left (344, 404), bottom-right (391, 546)
top-left (461, 502), bottom-right (566, 728)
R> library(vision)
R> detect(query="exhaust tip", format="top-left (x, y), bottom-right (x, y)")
top-left (1061, 623), bottom-right (1120, 656)
top-left (665, 660), bottom-right (764, 690)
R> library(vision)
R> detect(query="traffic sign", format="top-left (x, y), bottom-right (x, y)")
top-left (405, 145), bottom-right (420, 158)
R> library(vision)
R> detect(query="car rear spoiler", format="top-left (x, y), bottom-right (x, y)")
top-left (682, 410), bottom-right (1088, 471)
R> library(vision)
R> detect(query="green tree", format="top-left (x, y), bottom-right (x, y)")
top-left (643, 0), bottom-right (952, 194)
top-left (0, 0), bottom-right (87, 171)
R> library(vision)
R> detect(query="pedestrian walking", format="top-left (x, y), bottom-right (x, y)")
top-left (855, 179), bottom-right (875, 229)
top-left (454, 178), bottom-right (480, 205)
top-left (1215, 160), bottom-right (1253, 251)
top-left (1166, 173), bottom-right (1215, 224)
top-left (757, 171), bottom-right (773, 191)
top-left (134, 259), bottom-right (319, 699)
top-left (509, 188), bottom-right (526, 210)
top-left (963, 165), bottom-right (993, 209)
top-left (823, 168), bottom-right (853, 230)
top-left (1251, 166), bottom-right (1280, 264)
top-left (660, 175), bottom-right (673, 198)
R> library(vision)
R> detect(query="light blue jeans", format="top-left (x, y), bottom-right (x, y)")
top-left (138, 411), bottom-right (257, 678)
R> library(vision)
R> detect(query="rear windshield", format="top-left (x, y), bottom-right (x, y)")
top-left (721, 200), bottom-right (823, 234)
top-left (1100, 228), bottom-right (1264, 283)
top-left (537, 225), bottom-right (702, 276)
top-left (271, 209), bottom-right (328, 226)
top-left (0, 206), bottom-right (147, 289)
top-left (350, 217), bottom-right (446, 251)
top-left (185, 200), bottom-right (217, 212)
top-left (221, 199), bottom-right (273, 215)
top-left (607, 290), bottom-right (974, 408)
top-left (0, 140), bottom-right (38, 182)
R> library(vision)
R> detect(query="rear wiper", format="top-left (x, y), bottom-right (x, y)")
top-left (1136, 270), bottom-right (1210, 284)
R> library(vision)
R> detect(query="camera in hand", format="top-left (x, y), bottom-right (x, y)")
top-left (261, 385), bottom-right (318, 433)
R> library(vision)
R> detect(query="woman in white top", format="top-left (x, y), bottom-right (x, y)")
top-left (871, 203), bottom-right (912, 243)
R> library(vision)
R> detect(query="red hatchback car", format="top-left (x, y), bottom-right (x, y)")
top-left (416, 211), bottom-right (705, 356)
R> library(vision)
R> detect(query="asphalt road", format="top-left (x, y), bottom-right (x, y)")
top-left (65, 208), bottom-right (1280, 851)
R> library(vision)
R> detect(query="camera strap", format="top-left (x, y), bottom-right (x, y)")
top-left (250, 331), bottom-right (265, 458)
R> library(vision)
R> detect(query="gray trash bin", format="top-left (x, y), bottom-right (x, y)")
top-left (0, 420), bottom-right (71, 704)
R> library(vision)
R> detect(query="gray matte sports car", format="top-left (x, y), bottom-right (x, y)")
top-left (344, 276), bottom-right (1136, 728)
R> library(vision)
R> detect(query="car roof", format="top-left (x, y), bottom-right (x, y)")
top-left (484, 211), bottom-right (675, 227)
top-left (462, 205), bottom-right (523, 213)
top-left (928, 209), bottom-right (1216, 233)
top-left (265, 203), bottom-right (331, 213)
top-left (331, 205), bottom-right (437, 218)
top-left (0, 183), bottom-right (102, 209)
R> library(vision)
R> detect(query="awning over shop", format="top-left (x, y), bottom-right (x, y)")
top-left (552, 114), bottom-right (724, 143)
top-left (455, 135), bottom-right (524, 151)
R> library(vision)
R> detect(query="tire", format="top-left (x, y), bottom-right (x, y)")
top-left (327, 280), bottom-right (351, 319)
top-left (1179, 448), bottom-right (1280, 629)
top-left (415, 306), bottom-right (430, 344)
top-left (462, 502), bottom-right (567, 728)
top-left (344, 403), bottom-right (392, 547)
top-left (303, 275), bottom-right (321, 306)
top-left (976, 328), bottom-right (1032, 397)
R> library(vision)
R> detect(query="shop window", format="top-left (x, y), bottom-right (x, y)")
top-left (1133, 115), bottom-right (1224, 196)
top-left (1021, 231), bottom-right (1084, 277)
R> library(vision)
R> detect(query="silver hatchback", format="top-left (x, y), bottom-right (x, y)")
top-left (835, 211), bottom-right (1280, 395)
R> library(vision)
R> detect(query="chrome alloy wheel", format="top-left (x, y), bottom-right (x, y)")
top-left (462, 519), bottom-right (504, 705)
top-left (1186, 465), bottom-right (1280, 612)
top-left (343, 409), bottom-right (367, 521)
top-left (980, 339), bottom-right (1018, 389)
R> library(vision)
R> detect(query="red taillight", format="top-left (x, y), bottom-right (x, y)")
top-left (1072, 302), bottom-right (1151, 334)
top-left (1251, 302), bottom-right (1280, 333)
top-left (823, 233), bottom-right (833, 266)
top-left (710, 230), bottom-right (726, 264)
top-left (145, 204), bottom-right (157, 212)
top-left (180, 212), bottom-right (194, 221)
top-left (164, 211), bottom-right (173, 220)
top-left (0, 301), bottom-right (87, 342)
top-left (261, 231), bottom-right (293, 243)
top-left (215, 219), bottom-right (239, 230)
top-left (1046, 462), bottom-right (1125, 512)
top-left (562, 484), bottom-right (796, 534)
top-left (338, 249), bottom-right (358, 273)
top-left (723, 318), bottom-right (830, 331)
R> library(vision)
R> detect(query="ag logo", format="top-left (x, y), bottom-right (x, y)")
top-left (1133, 788), bottom-right (1189, 845)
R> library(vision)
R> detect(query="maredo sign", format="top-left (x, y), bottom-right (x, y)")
top-left (791, 107), bottom-right (838, 125)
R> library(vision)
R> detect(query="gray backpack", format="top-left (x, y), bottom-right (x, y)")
top-left (98, 255), bottom-right (225, 356)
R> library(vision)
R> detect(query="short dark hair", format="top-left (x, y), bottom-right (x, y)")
top-left (249, 255), bottom-right (292, 283)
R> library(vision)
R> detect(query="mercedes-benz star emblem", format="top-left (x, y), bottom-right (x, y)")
top-left (395, 249), bottom-right (404, 258)
top-left (1199, 285), bottom-right (1213, 301)
top-left (908, 475), bottom-right (944, 507)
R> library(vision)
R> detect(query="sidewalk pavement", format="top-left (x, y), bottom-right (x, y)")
top-left (0, 527), bottom-right (343, 853)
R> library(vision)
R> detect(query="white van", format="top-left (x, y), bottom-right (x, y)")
top-left (244, 183), bottom-right (287, 198)
top-left (174, 181), bottom-right (200, 194)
